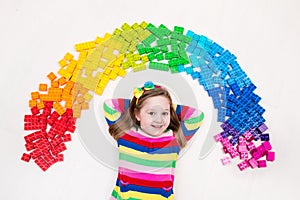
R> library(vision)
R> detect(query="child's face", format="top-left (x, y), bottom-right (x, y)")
top-left (135, 96), bottom-right (171, 137)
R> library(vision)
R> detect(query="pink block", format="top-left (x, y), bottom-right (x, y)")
top-left (247, 142), bottom-right (256, 151)
top-left (248, 158), bottom-right (258, 168)
top-left (262, 141), bottom-right (272, 151)
top-left (239, 137), bottom-right (247, 145)
top-left (230, 151), bottom-right (239, 159)
top-left (240, 152), bottom-right (249, 160)
top-left (243, 131), bottom-right (253, 141)
top-left (238, 160), bottom-right (250, 171)
top-left (214, 134), bottom-right (223, 142)
top-left (266, 151), bottom-right (275, 161)
top-left (221, 156), bottom-right (231, 165)
top-left (258, 160), bottom-right (267, 168)
top-left (238, 145), bottom-right (247, 152)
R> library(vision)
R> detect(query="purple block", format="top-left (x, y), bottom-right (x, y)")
top-left (262, 141), bottom-right (272, 151)
top-left (258, 123), bottom-right (268, 133)
top-left (266, 151), bottom-right (275, 161)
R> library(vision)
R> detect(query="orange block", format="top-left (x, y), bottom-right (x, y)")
top-left (47, 72), bottom-right (57, 81)
top-left (37, 101), bottom-right (45, 110)
top-left (53, 102), bottom-right (65, 115)
top-left (39, 84), bottom-right (48, 91)
top-left (31, 92), bottom-right (40, 100)
top-left (29, 100), bottom-right (37, 107)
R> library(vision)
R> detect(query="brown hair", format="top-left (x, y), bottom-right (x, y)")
top-left (108, 87), bottom-right (187, 148)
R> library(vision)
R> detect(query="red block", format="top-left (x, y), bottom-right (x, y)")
top-left (25, 143), bottom-right (35, 151)
top-left (63, 134), bottom-right (72, 142)
top-left (56, 154), bottom-right (64, 162)
top-left (31, 107), bottom-right (40, 115)
top-left (51, 136), bottom-right (63, 147)
top-left (24, 115), bottom-right (40, 122)
top-left (21, 153), bottom-right (31, 162)
top-left (34, 157), bottom-right (50, 171)
top-left (52, 143), bottom-right (67, 155)
top-left (67, 125), bottom-right (76, 133)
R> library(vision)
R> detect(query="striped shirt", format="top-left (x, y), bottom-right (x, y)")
top-left (104, 99), bottom-right (204, 200)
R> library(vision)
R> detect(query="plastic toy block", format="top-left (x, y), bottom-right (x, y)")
top-left (260, 133), bottom-right (270, 141)
top-left (257, 160), bottom-right (267, 168)
top-left (80, 102), bottom-right (88, 110)
top-left (221, 156), bottom-right (231, 165)
top-left (30, 149), bottom-right (42, 159)
top-left (248, 158), bottom-right (258, 168)
top-left (29, 100), bottom-right (37, 107)
top-left (262, 141), bottom-right (272, 151)
top-left (50, 136), bottom-right (63, 147)
top-left (53, 102), bottom-right (66, 116)
top-left (24, 115), bottom-right (40, 123)
top-left (238, 160), bottom-right (250, 171)
top-left (214, 133), bottom-right (223, 142)
top-left (47, 111), bottom-right (60, 126)
top-left (240, 152), bottom-right (249, 160)
top-left (58, 77), bottom-right (67, 86)
top-left (31, 92), bottom-right (40, 100)
top-left (47, 72), bottom-right (57, 81)
top-left (266, 151), bottom-right (275, 161)
top-left (34, 157), bottom-right (50, 171)
top-left (37, 101), bottom-right (45, 110)
top-left (238, 145), bottom-right (247, 152)
top-left (52, 143), bottom-right (67, 155)
top-left (30, 107), bottom-right (40, 115)
top-left (257, 123), bottom-right (268, 133)
top-left (39, 84), bottom-right (48, 91)
top-left (64, 52), bottom-right (74, 61)
top-left (56, 154), bottom-right (64, 162)
top-left (21, 153), bottom-right (31, 162)
top-left (63, 134), bottom-right (72, 142)
top-left (58, 59), bottom-right (68, 67)
top-left (25, 143), bottom-right (35, 151)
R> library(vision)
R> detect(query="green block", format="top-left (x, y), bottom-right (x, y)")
top-left (152, 47), bottom-right (160, 54)
top-left (174, 26), bottom-right (184, 34)
top-left (158, 24), bottom-right (171, 36)
top-left (156, 53), bottom-right (164, 61)
top-left (170, 66), bottom-right (179, 73)
top-left (160, 45), bottom-right (168, 53)
top-left (142, 34), bottom-right (156, 46)
top-left (147, 53), bottom-right (156, 61)
top-left (157, 38), bottom-right (170, 46)
top-left (149, 62), bottom-right (169, 71)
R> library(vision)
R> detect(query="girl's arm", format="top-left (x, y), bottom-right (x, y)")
top-left (103, 98), bottom-right (131, 126)
top-left (173, 104), bottom-right (204, 141)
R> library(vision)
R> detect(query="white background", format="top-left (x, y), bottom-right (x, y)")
top-left (1, 0), bottom-right (300, 199)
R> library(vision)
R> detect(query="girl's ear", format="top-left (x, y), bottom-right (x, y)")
top-left (134, 109), bottom-right (141, 121)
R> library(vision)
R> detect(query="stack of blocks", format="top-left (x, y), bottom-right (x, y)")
top-left (23, 22), bottom-right (275, 171)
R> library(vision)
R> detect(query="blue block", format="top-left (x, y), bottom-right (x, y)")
top-left (218, 107), bottom-right (227, 122)
top-left (186, 30), bottom-right (194, 38)
top-left (177, 65), bottom-right (185, 72)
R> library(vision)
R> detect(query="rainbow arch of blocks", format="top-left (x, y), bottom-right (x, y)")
top-left (21, 21), bottom-right (275, 171)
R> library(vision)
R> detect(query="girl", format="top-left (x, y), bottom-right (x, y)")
top-left (104, 81), bottom-right (204, 200)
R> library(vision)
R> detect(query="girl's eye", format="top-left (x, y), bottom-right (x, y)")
top-left (149, 112), bottom-right (156, 116)
top-left (162, 112), bottom-right (169, 116)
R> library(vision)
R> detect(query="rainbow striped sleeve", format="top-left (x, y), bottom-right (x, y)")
top-left (103, 98), bottom-right (130, 126)
top-left (173, 104), bottom-right (204, 141)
